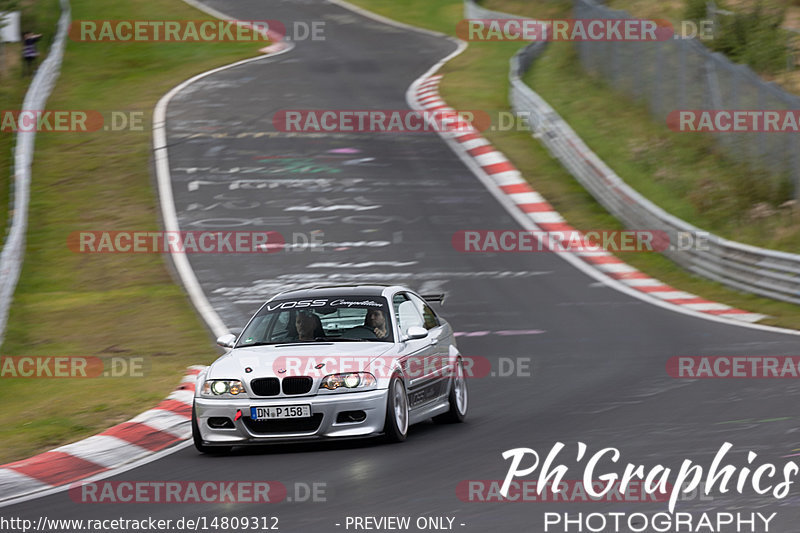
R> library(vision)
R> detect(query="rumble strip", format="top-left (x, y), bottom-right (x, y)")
top-left (413, 75), bottom-right (765, 324)
top-left (0, 366), bottom-right (205, 503)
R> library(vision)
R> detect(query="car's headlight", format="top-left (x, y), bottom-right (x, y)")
top-left (201, 379), bottom-right (247, 397)
top-left (319, 372), bottom-right (376, 391)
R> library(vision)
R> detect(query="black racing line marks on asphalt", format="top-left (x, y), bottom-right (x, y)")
top-left (162, 3), bottom-right (800, 528)
top-left (6, 0), bottom-right (800, 530)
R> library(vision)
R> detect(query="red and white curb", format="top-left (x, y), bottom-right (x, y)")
top-left (414, 74), bottom-right (766, 324)
top-left (0, 365), bottom-right (205, 503)
top-left (0, 0), bottom-right (290, 507)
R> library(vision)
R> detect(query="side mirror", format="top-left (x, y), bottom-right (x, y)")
top-left (216, 333), bottom-right (237, 348)
top-left (404, 326), bottom-right (428, 341)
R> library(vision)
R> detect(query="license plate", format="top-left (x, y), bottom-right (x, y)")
top-left (250, 405), bottom-right (311, 420)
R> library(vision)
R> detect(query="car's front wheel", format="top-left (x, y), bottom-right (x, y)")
top-left (434, 357), bottom-right (468, 424)
top-left (192, 404), bottom-right (232, 455)
top-left (383, 374), bottom-right (409, 442)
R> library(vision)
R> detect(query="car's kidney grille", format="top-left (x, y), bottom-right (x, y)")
top-left (282, 376), bottom-right (313, 395)
top-left (250, 377), bottom-right (280, 396)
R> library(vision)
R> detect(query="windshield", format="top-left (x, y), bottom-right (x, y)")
top-left (236, 296), bottom-right (394, 346)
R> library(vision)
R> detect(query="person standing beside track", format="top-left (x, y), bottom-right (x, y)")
top-left (21, 31), bottom-right (42, 77)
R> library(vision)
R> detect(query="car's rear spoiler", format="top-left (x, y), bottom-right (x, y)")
top-left (421, 293), bottom-right (446, 305)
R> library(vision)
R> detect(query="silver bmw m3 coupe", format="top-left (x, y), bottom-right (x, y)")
top-left (192, 285), bottom-right (468, 453)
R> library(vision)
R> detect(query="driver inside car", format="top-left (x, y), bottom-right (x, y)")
top-left (364, 308), bottom-right (389, 339)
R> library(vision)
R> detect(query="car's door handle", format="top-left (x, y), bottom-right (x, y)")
top-left (430, 339), bottom-right (438, 346)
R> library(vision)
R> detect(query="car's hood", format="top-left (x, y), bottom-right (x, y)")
top-left (207, 342), bottom-right (396, 380)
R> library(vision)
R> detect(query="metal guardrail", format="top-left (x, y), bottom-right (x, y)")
top-left (464, 0), bottom-right (800, 306)
top-left (573, 0), bottom-right (800, 196)
top-left (0, 0), bottom-right (71, 346)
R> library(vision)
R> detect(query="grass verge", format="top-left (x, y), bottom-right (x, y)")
top-left (526, 42), bottom-right (799, 252)
top-left (3, 0), bottom-right (799, 464)
top-left (348, 0), bottom-right (800, 329)
top-left (0, 0), bottom-right (263, 463)
top-left (0, 0), bottom-right (62, 243)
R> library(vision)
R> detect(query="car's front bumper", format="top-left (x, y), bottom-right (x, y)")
top-left (194, 389), bottom-right (388, 445)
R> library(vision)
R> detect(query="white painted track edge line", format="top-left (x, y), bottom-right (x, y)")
top-left (1, 0), bottom-right (294, 506)
top-left (325, 0), bottom-right (453, 38)
top-left (153, 6), bottom-right (295, 339)
top-left (0, 366), bottom-right (205, 506)
top-left (0, 442), bottom-right (194, 508)
top-left (0, 0), bottom-right (72, 347)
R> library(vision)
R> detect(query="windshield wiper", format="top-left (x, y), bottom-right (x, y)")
top-left (237, 337), bottom-right (383, 347)
top-left (236, 342), bottom-right (281, 347)
top-left (316, 337), bottom-right (388, 342)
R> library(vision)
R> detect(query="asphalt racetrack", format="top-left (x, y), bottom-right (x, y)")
top-left (5, 1), bottom-right (800, 531)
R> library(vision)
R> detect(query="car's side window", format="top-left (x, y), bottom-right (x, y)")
top-left (394, 293), bottom-right (424, 334)
top-left (266, 311), bottom-right (292, 342)
top-left (409, 294), bottom-right (439, 330)
top-left (240, 314), bottom-right (271, 344)
top-left (393, 293), bottom-right (405, 319)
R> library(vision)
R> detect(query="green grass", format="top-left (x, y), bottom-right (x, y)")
top-left (0, 68), bottom-right (20, 240)
top-left (483, 0), bottom-right (571, 19)
top-left (2, 0), bottom-right (799, 464)
top-left (527, 43), bottom-right (798, 252)
top-left (485, 0), bottom-right (800, 251)
top-left (347, 0), bottom-right (800, 329)
top-left (0, 0), bottom-right (264, 463)
top-left (0, 0), bottom-right (63, 242)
